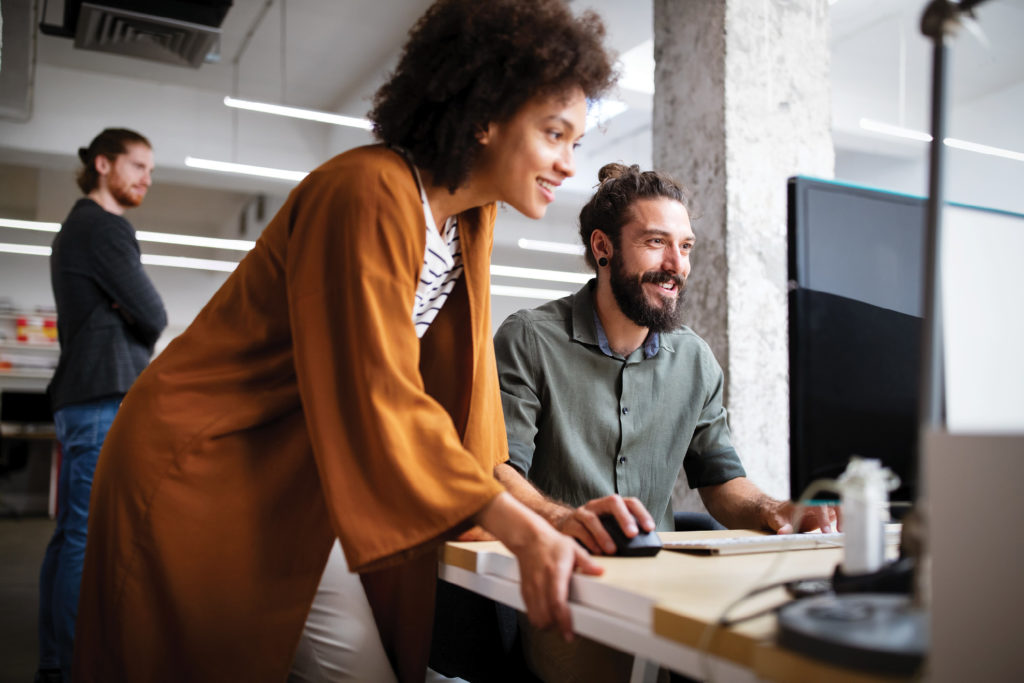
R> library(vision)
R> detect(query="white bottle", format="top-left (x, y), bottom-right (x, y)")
top-left (836, 457), bottom-right (899, 575)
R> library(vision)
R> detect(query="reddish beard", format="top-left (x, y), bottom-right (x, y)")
top-left (109, 172), bottom-right (145, 208)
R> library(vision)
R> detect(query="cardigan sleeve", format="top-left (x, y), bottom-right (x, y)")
top-left (285, 152), bottom-right (504, 572)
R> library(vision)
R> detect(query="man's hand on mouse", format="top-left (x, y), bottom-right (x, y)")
top-left (552, 494), bottom-right (656, 555)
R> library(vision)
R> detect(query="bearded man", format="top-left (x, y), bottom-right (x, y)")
top-left (486, 163), bottom-right (835, 682)
top-left (37, 128), bottom-right (166, 683)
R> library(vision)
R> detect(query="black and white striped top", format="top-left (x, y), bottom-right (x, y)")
top-left (411, 166), bottom-right (463, 338)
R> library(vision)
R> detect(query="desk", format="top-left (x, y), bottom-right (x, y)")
top-left (439, 530), bottom-right (910, 683)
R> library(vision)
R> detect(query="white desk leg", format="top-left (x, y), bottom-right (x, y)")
top-left (630, 657), bottom-right (660, 683)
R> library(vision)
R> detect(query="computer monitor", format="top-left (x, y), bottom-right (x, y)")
top-left (787, 177), bottom-right (925, 507)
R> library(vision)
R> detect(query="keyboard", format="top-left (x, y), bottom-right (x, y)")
top-left (663, 528), bottom-right (901, 556)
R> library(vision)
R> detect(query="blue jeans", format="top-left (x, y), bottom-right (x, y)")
top-left (38, 397), bottom-right (120, 681)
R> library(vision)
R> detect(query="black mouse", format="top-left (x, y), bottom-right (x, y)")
top-left (598, 513), bottom-right (663, 557)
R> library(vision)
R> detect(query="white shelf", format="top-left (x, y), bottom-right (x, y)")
top-left (0, 341), bottom-right (59, 352)
top-left (0, 368), bottom-right (54, 379)
top-left (0, 311), bottom-right (56, 320)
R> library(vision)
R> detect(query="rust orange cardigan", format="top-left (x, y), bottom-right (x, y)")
top-left (74, 145), bottom-right (508, 682)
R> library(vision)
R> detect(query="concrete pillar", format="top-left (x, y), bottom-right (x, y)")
top-left (654, 0), bottom-right (834, 511)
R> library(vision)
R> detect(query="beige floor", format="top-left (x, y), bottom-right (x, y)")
top-left (0, 516), bottom-right (53, 683)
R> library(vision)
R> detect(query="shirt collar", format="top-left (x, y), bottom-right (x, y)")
top-left (571, 280), bottom-right (661, 360)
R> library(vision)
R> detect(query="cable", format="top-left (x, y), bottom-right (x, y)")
top-left (694, 478), bottom-right (841, 682)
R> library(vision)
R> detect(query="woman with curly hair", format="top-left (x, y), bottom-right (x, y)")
top-left (72, 1), bottom-right (616, 682)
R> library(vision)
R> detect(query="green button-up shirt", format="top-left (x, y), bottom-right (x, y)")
top-left (494, 281), bottom-right (746, 531)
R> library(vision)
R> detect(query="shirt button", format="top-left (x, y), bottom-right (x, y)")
top-left (621, 407), bottom-right (629, 415)
top-left (618, 456), bottom-right (627, 465)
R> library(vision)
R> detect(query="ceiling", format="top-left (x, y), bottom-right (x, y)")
top-left (1, 0), bottom-right (1022, 268)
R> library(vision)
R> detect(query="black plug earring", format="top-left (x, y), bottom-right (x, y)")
top-left (598, 257), bottom-right (608, 267)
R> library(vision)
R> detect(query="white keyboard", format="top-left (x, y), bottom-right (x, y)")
top-left (664, 528), bottom-right (900, 556)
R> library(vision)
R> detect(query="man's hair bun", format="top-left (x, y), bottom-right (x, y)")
top-left (597, 162), bottom-right (635, 184)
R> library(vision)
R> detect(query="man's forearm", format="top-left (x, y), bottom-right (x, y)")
top-left (494, 462), bottom-right (572, 529)
top-left (699, 477), bottom-right (781, 530)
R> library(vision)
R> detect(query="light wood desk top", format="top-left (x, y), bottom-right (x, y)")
top-left (440, 530), bottom-right (911, 682)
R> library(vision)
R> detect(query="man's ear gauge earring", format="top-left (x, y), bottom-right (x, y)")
top-left (598, 257), bottom-right (608, 267)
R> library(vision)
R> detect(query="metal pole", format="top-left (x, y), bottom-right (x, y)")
top-left (918, 0), bottom-right (954, 431)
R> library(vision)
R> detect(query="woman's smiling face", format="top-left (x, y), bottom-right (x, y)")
top-left (473, 86), bottom-right (588, 220)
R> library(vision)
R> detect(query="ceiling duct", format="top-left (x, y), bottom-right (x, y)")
top-left (0, 0), bottom-right (38, 121)
top-left (40, 1), bottom-right (233, 69)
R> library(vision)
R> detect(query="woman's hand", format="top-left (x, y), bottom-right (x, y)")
top-left (475, 492), bottom-right (603, 641)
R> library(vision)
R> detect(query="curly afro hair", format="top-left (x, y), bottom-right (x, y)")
top-left (370, 0), bottom-right (616, 192)
top-left (579, 163), bottom-right (690, 271)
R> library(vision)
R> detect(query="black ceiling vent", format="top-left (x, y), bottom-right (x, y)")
top-left (40, 1), bottom-right (233, 69)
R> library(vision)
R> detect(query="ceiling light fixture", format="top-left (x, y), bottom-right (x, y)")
top-left (141, 254), bottom-right (239, 272)
top-left (490, 264), bottom-right (590, 284)
top-left (859, 118), bottom-right (932, 143)
top-left (0, 218), bottom-right (60, 232)
top-left (0, 242), bottom-right (52, 256)
top-left (944, 137), bottom-right (1024, 163)
top-left (223, 96), bottom-right (374, 130)
top-left (136, 231), bottom-right (255, 251)
top-left (517, 238), bottom-right (586, 256)
top-left (0, 242), bottom-right (241, 271)
top-left (859, 118), bottom-right (1024, 162)
top-left (491, 284), bottom-right (573, 300)
top-left (1, 217), bottom-right (256, 251)
top-left (185, 156), bottom-right (308, 182)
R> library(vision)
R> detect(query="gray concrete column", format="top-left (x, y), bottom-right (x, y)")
top-left (654, 0), bottom-right (834, 511)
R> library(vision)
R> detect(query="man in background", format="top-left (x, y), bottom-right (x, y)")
top-left (37, 128), bottom-right (166, 683)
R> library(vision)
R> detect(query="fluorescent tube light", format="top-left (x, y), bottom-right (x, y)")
top-left (141, 254), bottom-right (239, 272)
top-left (944, 138), bottom-right (1024, 163)
top-left (0, 242), bottom-right (240, 272)
top-left (490, 264), bottom-right (590, 284)
top-left (185, 156), bottom-right (308, 182)
top-left (2, 217), bottom-right (255, 252)
top-left (0, 218), bottom-right (60, 232)
top-left (517, 238), bottom-right (586, 256)
top-left (491, 284), bottom-right (572, 300)
top-left (136, 231), bottom-right (255, 251)
top-left (859, 119), bottom-right (1024, 162)
top-left (859, 118), bottom-right (933, 142)
top-left (0, 242), bottom-right (52, 256)
top-left (224, 96), bottom-right (373, 130)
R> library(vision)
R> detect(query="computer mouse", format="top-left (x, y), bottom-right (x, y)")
top-left (598, 513), bottom-right (663, 557)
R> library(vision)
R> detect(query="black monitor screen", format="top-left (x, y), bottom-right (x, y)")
top-left (787, 177), bottom-right (926, 505)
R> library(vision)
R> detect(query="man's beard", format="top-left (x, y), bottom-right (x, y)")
top-left (608, 251), bottom-right (687, 332)
top-left (109, 171), bottom-right (145, 209)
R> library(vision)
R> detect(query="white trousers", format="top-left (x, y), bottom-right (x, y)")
top-left (288, 540), bottom-right (398, 683)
